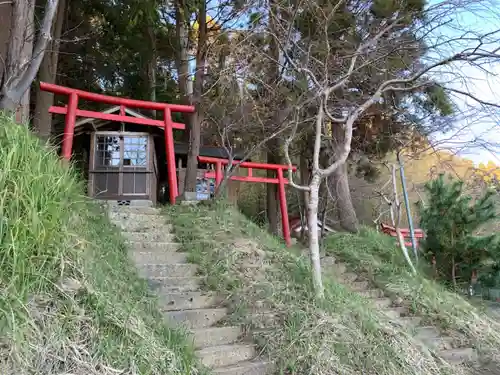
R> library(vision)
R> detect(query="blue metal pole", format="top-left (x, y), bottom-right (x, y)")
top-left (398, 153), bottom-right (418, 263)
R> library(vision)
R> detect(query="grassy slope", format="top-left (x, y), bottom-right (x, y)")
top-left (167, 201), bottom-right (467, 375)
top-left (326, 228), bottom-right (500, 359)
top-left (0, 115), bottom-right (199, 375)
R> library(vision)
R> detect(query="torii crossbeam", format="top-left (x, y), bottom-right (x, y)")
top-left (198, 156), bottom-right (297, 246)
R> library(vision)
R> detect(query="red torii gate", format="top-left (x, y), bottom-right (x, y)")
top-left (198, 156), bottom-right (297, 246)
top-left (41, 83), bottom-right (298, 246)
top-left (40, 82), bottom-right (194, 204)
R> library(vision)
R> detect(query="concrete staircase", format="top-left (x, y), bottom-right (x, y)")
top-left (314, 251), bottom-right (479, 367)
top-left (107, 203), bottom-right (271, 375)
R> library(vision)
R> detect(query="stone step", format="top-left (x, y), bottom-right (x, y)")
top-left (130, 250), bottom-right (188, 265)
top-left (192, 326), bottom-right (242, 349)
top-left (329, 262), bottom-right (347, 275)
top-left (139, 263), bottom-right (197, 278)
top-left (382, 306), bottom-right (407, 319)
top-left (147, 276), bottom-right (202, 292)
top-left (113, 220), bottom-right (173, 232)
top-left (129, 241), bottom-right (180, 251)
top-left (439, 347), bottom-right (476, 364)
top-left (350, 280), bottom-right (370, 291)
top-left (321, 256), bottom-right (337, 267)
top-left (372, 298), bottom-right (393, 309)
top-left (197, 344), bottom-right (256, 368)
top-left (339, 272), bottom-right (358, 283)
top-left (123, 231), bottom-right (176, 242)
top-left (213, 360), bottom-right (272, 375)
top-left (166, 308), bottom-right (228, 329)
top-left (110, 211), bottom-right (167, 223)
top-left (108, 206), bottom-right (160, 215)
top-left (419, 335), bottom-right (454, 351)
top-left (109, 210), bottom-right (165, 221)
top-left (106, 199), bottom-right (154, 207)
top-left (357, 289), bottom-right (385, 298)
top-left (415, 326), bottom-right (440, 340)
top-left (397, 316), bottom-right (422, 328)
top-left (161, 291), bottom-right (217, 311)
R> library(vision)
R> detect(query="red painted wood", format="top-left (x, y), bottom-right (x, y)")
top-left (380, 223), bottom-right (424, 238)
top-left (49, 106), bottom-right (186, 129)
top-left (383, 230), bottom-right (425, 239)
top-left (199, 156), bottom-right (297, 171)
top-left (61, 93), bottom-right (78, 160)
top-left (277, 168), bottom-right (291, 247)
top-left (40, 82), bottom-right (194, 113)
top-left (164, 108), bottom-right (177, 204)
top-left (204, 172), bottom-right (288, 184)
top-left (215, 161), bottom-right (223, 187)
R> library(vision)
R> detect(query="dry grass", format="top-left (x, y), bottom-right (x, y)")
top-left (167, 201), bottom-right (464, 375)
top-left (326, 228), bottom-right (500, 363)
top-left (0, 114), bottom-right (200, 375)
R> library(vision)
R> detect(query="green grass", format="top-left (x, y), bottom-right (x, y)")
top-left (166, 201), bottom-right (465, 375)
top-left (0, 114), bottom-right (199, 375)
top-left (325, 227), bottom-right (500, 359)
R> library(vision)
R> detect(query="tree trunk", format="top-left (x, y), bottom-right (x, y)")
top-left (0, 0), bottom-right (59, 121)
top-left (331, 162), bottom-right (358, 232)
top-left (0, 2), bottom-right (12, 84)
top-left (174, 0), bottom-right (191, 147)
top-left (331, 122), bottom-right (358, 232)
top-left (265, 0), bottom-right (282, 234)
top-left (1, 0), bottom-right (35, 120)
top-left (452, 256), bottom-right (457, 288)
top-left (308, 173), bottom-right (324, 298)
top-left (174, 0), bottom-right (189, 103)
top-left (33, 0), bottom-right (66, 138)
top-left (184, 1), bottom-right (207, 193)
top-left (146, 23), bottom-right (157, 118)
top-left (299, 154), bottom-right (310, 240)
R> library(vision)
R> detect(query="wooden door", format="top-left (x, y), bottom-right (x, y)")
top-left (90, 132), bottom-right (151, 200)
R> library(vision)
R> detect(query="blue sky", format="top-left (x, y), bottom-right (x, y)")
top-left (426, 0), bottom-right (500, 164)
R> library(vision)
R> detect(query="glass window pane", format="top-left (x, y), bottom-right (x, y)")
top-left (123, 136), bottom-right (147, 167)
top-left (95, 136), bottom-right (120, 167)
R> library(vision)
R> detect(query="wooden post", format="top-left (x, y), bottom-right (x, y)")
top-left (61, 93), bottom-right (78, 160)
top-left (277, 168), bottom-right (291, 247)
top-left (164, 108), bottom-right (177, 204)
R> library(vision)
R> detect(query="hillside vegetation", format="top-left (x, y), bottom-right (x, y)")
top-left (326, 229), bottom-right (500, 361)
top-left (0, 114), bottom-right (198, 375)
top-left (167, 201), bottom-right (474, 375)
top-left (350, 149), bottom-right (500, 229)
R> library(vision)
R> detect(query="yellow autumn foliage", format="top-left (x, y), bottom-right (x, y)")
top-left (190, 14), bottom-right (221, 45)
top-left (477, 160), bottom-right (500, 184)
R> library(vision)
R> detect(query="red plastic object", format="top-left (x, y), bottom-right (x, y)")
top-left (380, 223), bottom-right (425, 249)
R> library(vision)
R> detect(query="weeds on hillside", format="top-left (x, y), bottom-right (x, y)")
top-left (326, 228), bottom-right (500, 361)
top-left (166, 201), bottom-right (461, 375)
top-left (0, 114), bottom-right (199, 375)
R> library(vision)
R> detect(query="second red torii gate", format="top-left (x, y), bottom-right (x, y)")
top-left (198, 156), bottom-right (297, 246)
